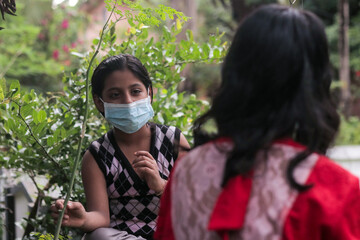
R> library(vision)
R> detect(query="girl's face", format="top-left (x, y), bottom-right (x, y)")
top-left (102, 70), bottom-right (148, 104)
top-left (94, 70), bottom-right (149, 113)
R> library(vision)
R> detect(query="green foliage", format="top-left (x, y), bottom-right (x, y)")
top-left (29, 232), bottom-right (69, 240)
top-left (326, 14), bottom-right (360, 72)
top-left (303, 0), bottom-right (360, 24)
top-left (98, 0), bottom-right (227, 139)
top-left (0, 0), bottom-right (227, 238)
top-left (336, 115), bottom-right (360, 145)
top-left (0, 1), bottom-right (85, 92)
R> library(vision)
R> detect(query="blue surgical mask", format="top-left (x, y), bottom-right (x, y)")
top-left (100, 96), bottom-right (154, 134)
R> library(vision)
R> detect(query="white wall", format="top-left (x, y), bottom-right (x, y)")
top-left (327, 145), bottom-right (360, 179)
top-left (14, 192), bottom-right (29, 239)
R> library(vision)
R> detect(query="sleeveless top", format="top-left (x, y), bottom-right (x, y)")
top-left (88, 123), bottom-right (181, 239)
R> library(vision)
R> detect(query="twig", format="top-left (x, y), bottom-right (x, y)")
top-left (28, 170), bottom-right (42, 195)
top-left (20, 168), bottom-right (53, 238)
top-left (0, 44), bottom-right (25, 79)
top-left (53, 4), bottom-right (117, 240)
top-left (123, 34), bottom-right (134, 52)
top-left (13, 101), bottom-right (63, 171)
top-left (162, 57), bottom-right (223, 68)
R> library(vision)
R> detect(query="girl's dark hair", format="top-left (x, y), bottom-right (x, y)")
top-left (193, 5), bottom-right (340, 191)
top-left (91, 54), bottom-right (153, 99)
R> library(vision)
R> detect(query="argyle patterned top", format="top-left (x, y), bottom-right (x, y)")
top-left (88, 123), bottom-right (181, 239)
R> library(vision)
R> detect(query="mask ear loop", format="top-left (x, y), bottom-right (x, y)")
top-left (147, 87), bottom-right (153, 103)
top-left (289, 0), bottom-right (304, 8)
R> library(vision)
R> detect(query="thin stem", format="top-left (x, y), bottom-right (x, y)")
top-left (0, 44), bottom-right (25, 79)
top-left (28, 170), bottom-right (42, 194)
top-left (123, 34), bottom-right (134, 52)
top-left (13, 102), bottom-right (63, 172)
top-left (162, 57), bottom-right (223, 68)
top-left (53, 4), bottom-right (117, 240)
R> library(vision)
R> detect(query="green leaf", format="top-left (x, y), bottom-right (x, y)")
top-left (20, 104), bottom-right (35, 118)
top-left (176, 19), bottom-right (183, 31)
top-left (186, 29), bottom-right (193, 41)
top-left (32, 110), bottom-right (39, 124)
top-left (202, 43), bottom-right (210, 58)
top-left (6, 118), bottom-right (16, 131)
top-left (9, 80), bottom-right (20, 91)
top-left (110, 24), bottom-right (115, 37)
top-left (23, 93), bottom-right (32, 103)
top-left (162, 26), bottom-right (171, 42)
top-left (33, 122), bottom-right (47, 137)
top-left (213, 48), bottom-right (220, 58)
top-left (60, 127), bottom-right (66, 139)
top-left (92, 38), bottom-right (100, 45)
top-left (38, 110), bottom-right (47, 123)
top-left (46, 136), bottom-right (54, 146)
top-left (9, 80), bottom-right (20, 99)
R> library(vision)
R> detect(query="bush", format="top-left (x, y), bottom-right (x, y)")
top-left (336, 115), bottom-right (360, 145)
top-left (0, 0), bottom-right (227, 238)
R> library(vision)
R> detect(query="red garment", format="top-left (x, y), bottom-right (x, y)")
top-left (154, 139), bottom-right (360, 240)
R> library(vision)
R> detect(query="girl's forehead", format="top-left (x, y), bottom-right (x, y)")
top-left (104, 70), bottom-right (145, 89)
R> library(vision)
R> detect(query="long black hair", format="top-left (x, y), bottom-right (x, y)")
top-left (91, 54), bottom-right (153, 100)
top-left (193, 5), bottom-right (340, 191)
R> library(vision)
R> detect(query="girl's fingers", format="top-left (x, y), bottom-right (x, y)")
top-left (55, 200), bottom-right (75, 210)
top-left (66, 201), bottom-right (75, 209)
top-left (133, 160), bottom-right (154, 169)
top-left (134, 151), bottom-right (154, 160)
top-left (133, 166), bottom-right (153, 175)
top-left (50, 204), bottom-right (57, 212)
top-left (55, 199), bottom-right (64, 209)
top-left (133, 155), bottom-right (152, 164)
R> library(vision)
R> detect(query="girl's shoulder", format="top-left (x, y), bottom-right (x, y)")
top-left (150, 122), bottom-right (180, 133)
top-left (150, 122), bottom-right (181, 143)
top-left (88, 130), bottom-right (114, 153)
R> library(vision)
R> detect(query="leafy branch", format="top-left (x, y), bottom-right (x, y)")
top-left (12, 101), bottom-right (64, 173)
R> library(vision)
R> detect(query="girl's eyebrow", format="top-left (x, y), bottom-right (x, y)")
top-left (128, 83), bottom-right (143, 89)
top-left (106, 84), bottom-right (143, 92)
top-left (106, 87), bottom-right (122, 92)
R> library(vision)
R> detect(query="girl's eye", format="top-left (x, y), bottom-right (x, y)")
top-left (110, 92), bottom-right (120, 98)
top-left (132, 89), bottom-right (142, 95)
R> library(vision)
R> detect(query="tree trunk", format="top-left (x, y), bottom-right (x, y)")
top-left (170, 0), bottom-right (197, 36)
top-left (338, 0), bottom-right (351, 116)
top-left (170, 0), bottom-right (198, 92)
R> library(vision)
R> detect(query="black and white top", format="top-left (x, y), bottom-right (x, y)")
top-left (88, 123), bottom-right (181, 239)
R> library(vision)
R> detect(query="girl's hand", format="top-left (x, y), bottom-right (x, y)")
top-left (50, 199), bottom-right (87, 228)
top-left (132, 151), bottom-right (166, 194)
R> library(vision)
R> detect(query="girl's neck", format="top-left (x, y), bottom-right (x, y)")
top-left (113, 123), bottom-right (151, 146)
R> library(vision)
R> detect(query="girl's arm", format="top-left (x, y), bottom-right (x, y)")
top-left (80, 150), bottom-right (110, 232)
top-left (50, 150), bottom-right (109, 232)
top-left (178, 133), bottom-right (190, 159)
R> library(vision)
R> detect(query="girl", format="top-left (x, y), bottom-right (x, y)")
top-left (51, 54), bottom-right (190, 240)
top-left (155, 5), bottom-right (360, 240)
